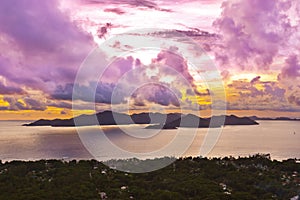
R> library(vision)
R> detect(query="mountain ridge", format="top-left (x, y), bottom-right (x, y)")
top-left (23, 111), bottom-right (259, 128)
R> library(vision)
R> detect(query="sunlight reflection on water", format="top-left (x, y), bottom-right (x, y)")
top-left (0, 120), bottom-right (299, 161)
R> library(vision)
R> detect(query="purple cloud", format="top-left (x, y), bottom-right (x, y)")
top-left (51, 82), bottom-right (126, 104)
top-left (213, 0), bottom-right (294, 69)
top-left (277, 55), bottom-right (300, 107)
top-left (51, 83), bottom-right (74, 101)
top-left (227, 77), bottom-right (289, 111)
top-left (152, 47), bottom-right (202, 95)
top-left (278, 55), bottom-right (300, 79)
top-left (0, 0), bottom-right (93, 56)
top-left (250, 76), bottom-right (261, 85)
top-left (97, 23), bottom-right (112, 39)
top-left (0, 82), bottom-right (24, 95)
top-left (2, 97), bottom-right (46, 111)
top-left (104, 8), bottom-right (126, 15)
top-left (81, 0), bottom-right (172, 12)
top-left (132, 83), bottom-right (180, 107)
top-left (101, 56), bottom-right (136, 83)
top-left (48, 101), bottom-right (72, 109)
top-left (0, 0), bottom-right (94, 104)
top-left (288, 94), bottom-right (300, 106)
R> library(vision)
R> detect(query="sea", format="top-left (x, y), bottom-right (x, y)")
top-left (0, 120), bottom-right (299, 162)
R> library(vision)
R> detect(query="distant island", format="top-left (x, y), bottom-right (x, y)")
top-left (23, 111), bottom-right (258, 128)
top-left (249, 116), bottom-right (300, 121)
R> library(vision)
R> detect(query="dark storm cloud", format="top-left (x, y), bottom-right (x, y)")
top-left (51, 82), bottom-right (126, 104)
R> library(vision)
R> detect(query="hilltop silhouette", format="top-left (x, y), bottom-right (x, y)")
top-left (23, 111), bottom-right (258, 128)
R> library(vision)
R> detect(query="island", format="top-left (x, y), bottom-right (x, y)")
top-left (250, 116), bottom-right (300, 121)
top-left (23, 111), bottom-right (259, 128)
top-left (146, 114), bottom-right (259, 129)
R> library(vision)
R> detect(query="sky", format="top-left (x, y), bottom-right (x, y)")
top-left (0, 0), bottom-right (300, 120)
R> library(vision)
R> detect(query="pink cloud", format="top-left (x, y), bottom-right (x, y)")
top-left (227, 78), bottom-right (289, 111)
top-left (0, 0), bottom-right (94, 93)
top-left (131, 83), bottom-right (180, 107)
top-left (288, 94), bottom-right (300, 106)
top-left (213, 0), bottom-right (295, 69)
top-left (97, 23), bottom-right (112, 39)
top-left (101, 56), bottom-right (136, 83)
top-left (80, 0), bottom-right (172, 12)
top-left (0, 82), bottom-right (24, 95)
top-left (277, 54), bottom-right (300, 107)
top-left (279, 55), bottom-right (300, 79)
top-left (0, 0), bottom-right (93, 57)
top-left (152, 47), bottom-right (202, 95)
top-left (104, 8), bottom-right (126, 15)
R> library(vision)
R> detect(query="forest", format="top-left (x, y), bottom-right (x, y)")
top-left (0, 154), bottom-right (299, 200)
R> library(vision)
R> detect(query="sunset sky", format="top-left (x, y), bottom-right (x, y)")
top-left (0, 0), bottom-right (300, 120)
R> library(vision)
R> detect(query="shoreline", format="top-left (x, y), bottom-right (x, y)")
top-left (1, 153), bottom-right (300, 163)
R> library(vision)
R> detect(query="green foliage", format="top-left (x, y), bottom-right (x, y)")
top-left (0, 155), bottom-right (299, 199)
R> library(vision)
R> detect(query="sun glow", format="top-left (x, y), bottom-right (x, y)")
top-left (0, 96), bottom-right (9, 107)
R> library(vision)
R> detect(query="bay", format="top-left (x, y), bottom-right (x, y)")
top-left (0, 120), bottom-right (299, 161)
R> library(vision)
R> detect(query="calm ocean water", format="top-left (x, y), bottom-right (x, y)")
top-left (0, 120), bottom-right (299, 161)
